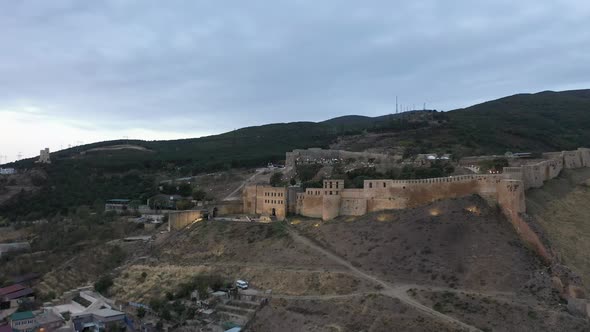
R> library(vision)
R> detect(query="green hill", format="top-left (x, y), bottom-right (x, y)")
top-left (1, 89), bottom-right (589, 219)
top-left (449, 89), bottom-right (590, 153)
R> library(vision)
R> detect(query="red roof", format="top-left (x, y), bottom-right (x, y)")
top-left (0, 284), bottom-right (26, 297)
top-left (0, 324), bottom-right (11, 332)
top-left (5, 288), bottom-right (34, 300)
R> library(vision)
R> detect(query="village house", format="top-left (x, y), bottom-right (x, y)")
top-left (104, 199), bottom-right (131, 213)
top-left (0, 168), bottom-right (16, 175)
top-left (9, 311), bottom-right (37, 332)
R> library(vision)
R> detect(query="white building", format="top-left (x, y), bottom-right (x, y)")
top-left (37, 148), bottom-right (51, 164)
top-left (0, 168), bottom-right (16, 175)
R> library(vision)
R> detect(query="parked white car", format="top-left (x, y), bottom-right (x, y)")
top-left (236, 280), bottom-right (249, 289)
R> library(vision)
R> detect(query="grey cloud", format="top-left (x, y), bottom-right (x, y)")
top-left (0, 0), bottom-right (589, 134)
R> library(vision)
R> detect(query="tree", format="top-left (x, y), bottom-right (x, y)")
top-left (178, 183), bottom-right (193, 197)
top-left (289, 178), bottom-right (296, 186)
top-left (161, 308), bottom-right (171, 321)
top-left (270, 172), bottom-right (283, 187)
top-left (129, 200), bottom-right (141, 211)
top-left (94, 275), bottom-right (114, 295)
top-left (137, 307), bottom-right (146, 318)
top-left (175, 199), bottom-right (193, 210)
top-left (192, 189), bottom-right (207, 201)
top-left (149, 298), bottom-right (163, 312)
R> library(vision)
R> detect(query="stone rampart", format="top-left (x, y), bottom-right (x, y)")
top-left (300, 194), bottom-right (323, 218)
top-left (563, 150), bottom-right (584, 169)
top-left (286, 148), bottom-right (399, 172)
top-left (496, 180), bottom-right (551, 262)
top-left (578, 148), bottom-right (590, 167)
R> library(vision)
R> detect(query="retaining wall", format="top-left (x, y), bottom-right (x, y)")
top-left (168, 210), bottom-right (205, 230)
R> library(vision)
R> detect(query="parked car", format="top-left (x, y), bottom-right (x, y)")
top-left (236, 280), bottom-right (249, 289)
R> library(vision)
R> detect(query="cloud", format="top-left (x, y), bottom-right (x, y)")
top-left (0, 0), bottom-right (589, 161)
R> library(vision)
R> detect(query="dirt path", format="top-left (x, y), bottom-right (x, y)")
top-left (286, 226), bottom-right (482, 332)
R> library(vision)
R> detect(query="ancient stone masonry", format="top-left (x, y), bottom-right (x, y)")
top-left (250, 148), bottom-right (590, 222)
top-left (285, 148), bottom-right (400, 172)
top-left (245, 147), bottom-right (589, 264)
top-left (243, 185), bottom-right (301, 221)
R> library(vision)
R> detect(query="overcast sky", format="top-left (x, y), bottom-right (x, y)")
top-left (1, 0), bottom-right (589, 163)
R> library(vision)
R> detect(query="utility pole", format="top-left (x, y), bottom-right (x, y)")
top-left (396, 96), bottom-right (398, 114)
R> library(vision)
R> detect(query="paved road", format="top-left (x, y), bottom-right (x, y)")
top-left (286, 226), bottom-right (482, 332)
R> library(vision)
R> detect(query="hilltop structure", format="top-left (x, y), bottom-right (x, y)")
top-left (244, 147), bottom-right (590, 259)
top-left (0, 168), bottom-right (16, 175)
top-left (37, 148), bottom-right (51, 164)
top-left (285, 148), bottom-right (401, 172)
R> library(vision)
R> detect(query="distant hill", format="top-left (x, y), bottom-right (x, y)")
top-left (449, 89), bottom-right (590, 153)
top-left (2, 89), bottom-right (589, 219)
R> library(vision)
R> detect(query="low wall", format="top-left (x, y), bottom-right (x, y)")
top-left (215, 201), bottom-right (244, 215)
top-left (168, 210), bottom-right (205, 230)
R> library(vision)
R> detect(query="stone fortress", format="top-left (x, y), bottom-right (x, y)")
top-left (285, 148), bottom-right (401, 172)
top-left (244, 147), bottom-right (590, 262)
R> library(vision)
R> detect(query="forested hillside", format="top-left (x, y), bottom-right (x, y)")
top-left (1, 89), bottom-right (589, 220)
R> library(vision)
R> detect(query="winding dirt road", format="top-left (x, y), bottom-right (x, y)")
top-left (286, 226), bottom-right (482, 332)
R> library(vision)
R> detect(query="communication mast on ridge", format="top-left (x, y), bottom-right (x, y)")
top-left (17, 152), bottom-right (23, 160)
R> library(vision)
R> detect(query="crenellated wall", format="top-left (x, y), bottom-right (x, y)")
top-left (241, 148), bottom-right (590, 274)
top-left (247, 148), bottom-right (588, 229)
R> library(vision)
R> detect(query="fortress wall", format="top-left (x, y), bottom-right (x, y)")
top-left (503, 167), bottom-right (524, 181)
top-left (287, 187), bottom-right (303, 214)
top-left (168, 210), bottom-right (205, 230)
top-left (278, 148), bottom-right (588, 223)
top-left (522, 164), bottom-right (545, 189)
top-left (340, 198), bottom-right (367, 216)
top-left (295, 193), bottom-right (304, 215)
top-left (339, 189), bottom-right (367, 216)
top-left (579, 148), bottom-right (590, 167)
top-left (366, 197), bottom-right (407, 212)
top-left (286, 148), bottom-right (398, 169)
top-left (256, 186), bottom-right (287, 220)
top-left (242, 186), bottom-right (258, 214)
top-left (563, 150), bottom-right (583, 169)
top-left (215, 201), bottom-right (243, 215)
top-left (301, 195), bottom-right (323, 218)
top-left (340, 188), bottom-right (365, 198)
top-left (496, 180), bottom-right (551, 263)
top-left (547, 158), bottom-right (563, 179)
top-left (322, 195), bottom-right (341, 220)
top-left (361, 175), bottom-right (503, 214)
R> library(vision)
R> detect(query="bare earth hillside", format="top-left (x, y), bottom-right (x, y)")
top-left (249, 294), bottom-right (459, 332)
top-left (118, 196), bottom-right (590, 331)
top-left (292, 196), bottom-right (544, 294)
top-left (526, 168), bottom-right (590, 287)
